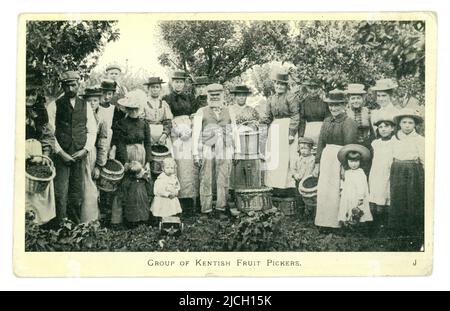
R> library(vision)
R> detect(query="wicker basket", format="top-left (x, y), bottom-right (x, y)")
top-left (97, 159), bottom-right (125, 192)
top-left (298, 175), bottom-right (318, 206)
top-left (25, 155), bottom-right (56, 194)
top-left (272, 196), bottom-right (298, 216)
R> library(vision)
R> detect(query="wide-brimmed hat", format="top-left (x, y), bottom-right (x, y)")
top-left (206, 83), bottom-right (224, 94)
top-left (273, 72), bottom-right (289, 84)
top-left (105, 63), bottom-right (122, 72)
top-left (370, 78), bottom-right (398, 92)
top-left (117, 89), bottom-right (146, 109)
top-left (171, 70), bottom-right (188, 80)
top-left (337, 144), bottom-right (371, 164)
top-left (324, 89), bottom-right (347, 104)
top-left (230, 85), bottom-right (252, 95)
top-left (345, 83), bottom-right (367, 95)
top-left (298, 137), bottom-right (314, 146)
top-left (143, 77), bottom-right (165, 86)
top-left (192, 76), bottom-right (210, 86)
top-left (100, 79), bottom-right (117, 92)
top-left (393, 108), bottom-right (424, 125)
top-left (81, 86), bottom-right (103, 98)
top-left (372, 112), bottom-right (396, 126)
top-left (59, 71), bottom-right (80, 83)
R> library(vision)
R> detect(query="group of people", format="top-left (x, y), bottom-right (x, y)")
top-left (25, 64), bottom-right (425, 237)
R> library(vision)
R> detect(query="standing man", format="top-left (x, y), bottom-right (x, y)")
top-left (192, 76), bottom-right (210, 110)
top-left (163, 70), bottom-right (199, 214)
top-left (47, 71), bottom-right (97, 224)
top-left (192, 83), bottom-right (240, 218)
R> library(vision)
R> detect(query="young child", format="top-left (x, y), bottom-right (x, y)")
top-left (119, 161), bottom-right (153, 228)
top-left (151, 158), bottom-right (182, 219)
top-left (368, 113), bottom-right (395, 233)
top-left (337, 144), bottom-right (373, 227)
top-left (389, 108), bottom-right (425, 236)
top-left (292, 137), bottom-right (316, 217)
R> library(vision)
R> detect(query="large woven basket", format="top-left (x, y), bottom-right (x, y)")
top-left (298, 175), bottom-right (318, 206)
top-left (97, 159), bottom-right (125, 192)
top-left (25, 155), bottom-right (56, 194)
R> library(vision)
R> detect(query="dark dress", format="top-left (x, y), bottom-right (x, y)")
top-left (162, 91), bottom-right (198, 117)
top-left (119, 172), bottom-right (153, 224)
top-left (298, 93), bottom-right (330, 138)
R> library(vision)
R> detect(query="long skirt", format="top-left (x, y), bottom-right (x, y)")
top-left (264, 118), bottom-right (298, 189)
top-left (315, 144), bottom-right (342, 228)
top-left (171, 115), bottom-right (199, 199)
top-left (81, 148), bottom-right (100, 223)
top-left (389, 160), bottom-right (424, 235)
top-left (111, 143), bottom-right (148, 224)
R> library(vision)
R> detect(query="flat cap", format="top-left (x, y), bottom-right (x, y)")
top-left (60, 71), bottom-right (80, 82)
top-left (206, 83), bottom-right (224, 93)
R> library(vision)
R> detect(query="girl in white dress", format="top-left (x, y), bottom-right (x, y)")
top-left (337, 144), bottom-right (373, 227)
top-left (151, 158), bottom-right (182, 218)
top-left (368, 113), bottom-right (395, 231)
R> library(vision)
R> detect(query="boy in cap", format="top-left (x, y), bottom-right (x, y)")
top-left (105, 63), bottom-right (128, 98)
top-left (192, 83), bottom-right (240, 218)
top-left (46, 70), bottom-right (98, 224)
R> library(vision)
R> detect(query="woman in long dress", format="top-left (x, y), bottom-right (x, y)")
top-left (313, 89), bottom-right (358, 230)
top-left (110, 90), bottom-right (153, 225)
top-left (25, 81), bottom-right (56, 225)
top-left (259, 72), bottom-right (300, 196)
top-left (80, 87), bottom-right (109, 223)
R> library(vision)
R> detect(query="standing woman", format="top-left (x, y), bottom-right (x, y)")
top-left (344, 83), bottom-right (376, 174)
top-left (110, 90), bottom-right (153, 225)
top-left (163, 70), bottom-right (199, 214)
top-left (298, 79), bottom-right (329, 145)
top-left (260, 72), bottom-right (300, 195)
top-left (142, 77), bottom-right (173, 146)
top-left (25, 75), bottom-right (56, 225)
top-left (389, 108), bottom-right (425, 236)
top-left (370, 78), bottom-right (400, 132)
top-left (313, 89), bottom-right (358, 230)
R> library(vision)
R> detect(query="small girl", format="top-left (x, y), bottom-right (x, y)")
top-left (389, 108), bottom-right (425, 236)
top-left (151, 158), bottom-right (182, 218)
top-left (337, 144), bottom-right (373, 226)
top-left (292, 137), bottom-right (316, 217)
top-left (368, 113), bottom-right (395, 231)
top-left (119, 161), bottom-right (153, 228)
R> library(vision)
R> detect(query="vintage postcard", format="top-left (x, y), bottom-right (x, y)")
top-left (14, 12), bottom-right (436, 277)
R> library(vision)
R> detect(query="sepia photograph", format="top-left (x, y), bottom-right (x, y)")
top-left (14, 12), bottom-right (436, 276)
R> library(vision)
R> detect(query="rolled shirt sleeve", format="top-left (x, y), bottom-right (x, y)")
top-left (46, 100), bottom-right (63, 154)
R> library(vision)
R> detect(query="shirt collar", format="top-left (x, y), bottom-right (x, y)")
top-left (398, 129), bottom-right (418, 139)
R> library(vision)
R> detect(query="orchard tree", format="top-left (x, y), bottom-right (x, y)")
top-left (26, 20), bottom-right (119, 96)
top-left (158, 20), bottom-right (291, 83)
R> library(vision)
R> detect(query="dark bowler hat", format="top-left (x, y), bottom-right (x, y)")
top-left (230, 85), bottom-right (252, 95)
top-left (171, 70), bottom-right (188, 80)
top-left (324, 89), bottom-right (346, 104)
top-left (192, 76), bottom-right (210, 85)
top-left (81, 86), bottom-right (103, 98)
top-left (143, 77), bottom-right (166, 86)
top-left (273, 72), bottom-right (289, 84)
top-left (100, 79), bottom-right (117, 91)
top-left (59, 70), bottom-right (80, 83)
top-left (337, 144), bottom-right (371, 164)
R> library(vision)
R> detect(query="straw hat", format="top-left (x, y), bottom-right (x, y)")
top-left (117, 89), bottom-right (147, 109)
top-left (370, 78), bottom-right (398, 92)
top-left (372, 111), bottom-right (396, 126)
top-left (337, 144), bottom-right (371, 164)
top-left (393, 108), bottom-right (424, 125)
top-left (273, 72), bottom-right (289, 84)
top-left (345, 83), bottom-right (367, 95)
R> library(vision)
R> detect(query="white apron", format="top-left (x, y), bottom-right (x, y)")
top-left (97, 105), bottom-right (115, 150)
top-left (304, 121), bottom-right (323, 145)
top-left (264, 118), bottom-right (298, 189)
top-left (81, 148), bottom-right (99, 223)
top-left (315, 144), bottom-right (342, 228)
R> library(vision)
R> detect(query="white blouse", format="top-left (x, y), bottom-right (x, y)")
top-left (391, 130), bottom-right (425, 165)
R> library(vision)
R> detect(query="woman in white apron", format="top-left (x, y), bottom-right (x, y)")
top-left (25, 84), bottom-right (56, 225)
top-left (313, 89), bottom-right (359, 230)
top-left (259, 72), bottom-right (300, 195)
top-left (80, 87), bottom-right (109, 223)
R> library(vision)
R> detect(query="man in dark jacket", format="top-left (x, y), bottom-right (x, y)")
top-left (47, 71), bottom-right (97, 224)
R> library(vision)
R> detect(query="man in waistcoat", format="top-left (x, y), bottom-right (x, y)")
top-left (192, 83), bottom-right (240, 218)
top-left (47, 71), bottom-right (97, 224)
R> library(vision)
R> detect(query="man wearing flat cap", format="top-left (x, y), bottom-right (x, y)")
top-left (192, 83), bottom-right (240, 217)
top-left (105, 63), bottom-right (128, 99)
top-left (47, 70), bottom-right (98, 224)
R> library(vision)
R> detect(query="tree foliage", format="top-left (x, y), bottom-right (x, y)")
top-left (26, 20), bottom-right (119, 96)
top-left (158, 21), bottom-right (290, 83)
